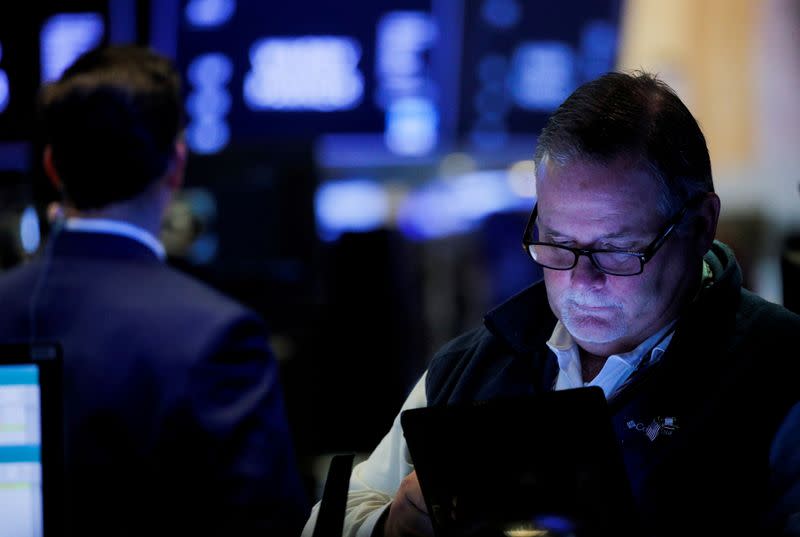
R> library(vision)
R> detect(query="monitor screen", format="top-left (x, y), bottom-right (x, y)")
top-left (174, 0), bottom-right (434, 154)
top-left (0, 343), bottom-right (62, 537)
top-left (0, 363), bottom-right (43, 537)
top-left (169, 0), bottom-right (621, 158)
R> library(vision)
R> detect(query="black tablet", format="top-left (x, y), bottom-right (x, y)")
top-left (401, 386), bottom-right (640, 537)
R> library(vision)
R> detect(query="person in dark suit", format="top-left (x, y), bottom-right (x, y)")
top-left (0, 45), bottom-right (307, 536)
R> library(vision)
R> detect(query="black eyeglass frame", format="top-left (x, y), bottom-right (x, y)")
top-left (521, 196), bottom-right (703, 276)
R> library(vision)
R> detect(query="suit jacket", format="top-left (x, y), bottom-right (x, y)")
top-left (0, 228), bottom-right (308, 536)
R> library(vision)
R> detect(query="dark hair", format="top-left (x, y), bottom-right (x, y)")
top-left (533, 71), bottom-right (713, 216)
top-left (38, 45), bottom-right (182, 210)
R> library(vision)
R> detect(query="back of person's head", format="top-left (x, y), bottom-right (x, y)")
top-left (533, 71), bottom-right (713, 216)
top-left (39, 45), bottom-right (182, 211)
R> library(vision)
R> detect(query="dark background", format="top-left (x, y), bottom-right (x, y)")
top-left (8, 0), bottom-right (747, 503)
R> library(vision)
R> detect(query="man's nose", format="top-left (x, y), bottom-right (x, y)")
top-left (570, 254), bottom-right (606, 287)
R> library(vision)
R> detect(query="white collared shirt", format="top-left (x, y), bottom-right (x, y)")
top-left (64, 217), bottom-right (166, 261)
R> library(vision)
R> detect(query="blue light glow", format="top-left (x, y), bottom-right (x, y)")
top-left (187, 53), bottom-right (233, 87)
top-left (19, 205), bottom-right (41, 255)
top-left (244, 37), bottom-right (363, 111)
top-left (374, 12), bottom-right (439, 157)
top-left (0, 43), bottom-right (7, 113)
top-left (397, 171), bottom-right (531, 240)
top-left (508, 41), bottom-right (575, 111)
top-left (40, 13), bottom-right (104, 82)
top-left (384, 97), bottom-right (438, 156)
top-left (186, 119), bottom-right (230, 155)
top-left (185, 0), bottom-right (236, 28)
top-left (377, 11), bottom-right (437, 51)
top-left (186, 89), bottom-right (232, 120)
top-left (0, 70), bottom-right (8, 114)
top-left (315, 179), bottom-right (390, 241)
top-left (185, 53), bottom-right (232, 154)
top-left (375, 11), bottom-right (437, 100)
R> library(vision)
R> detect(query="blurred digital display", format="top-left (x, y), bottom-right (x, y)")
top-left (185, 52), bottom-right (234, 154)
top-left (397, 169), bottom-right (533, 241)
top-left (315, 179), bottom-right (390, 241)
top-left (184, 0), bottom-right (236, 28)
top-left (175, 0), bottom-right (435, 154)
top-left (0, 44), bottom-right (8, 114)
top-left (0, 3), bottom-right (110, 147)
top-left (40, 12), bottom-right (105, 82)
top-left (243, 37), bottom-right (364, 112)
top-left (459, 0), bottom-right (622, 148)
top-left (174, 0), bottom-right (620, 158)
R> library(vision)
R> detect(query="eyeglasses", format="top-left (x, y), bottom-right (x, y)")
top-left (521, 199), bottom-right (699, 276)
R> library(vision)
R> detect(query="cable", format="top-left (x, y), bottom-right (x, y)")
top-left (27, 213), bottom-right (63, 344)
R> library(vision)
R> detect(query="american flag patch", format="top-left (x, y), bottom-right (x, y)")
top-left (645, 420), bottom-right (661, 441)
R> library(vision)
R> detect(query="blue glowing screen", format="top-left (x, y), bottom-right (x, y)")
top-left (176, 0), bottom-right (434, 153)
top-left (460, 0), bottom-right (621, 147)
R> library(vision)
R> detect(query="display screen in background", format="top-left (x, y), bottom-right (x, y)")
top-left (0, 364), bottom-right (43, 537)
top-left (174, 0), bottom-right (621, 156)
top-left (176, 0), bottom-right (433, 154)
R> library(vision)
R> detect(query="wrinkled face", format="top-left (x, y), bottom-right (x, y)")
top-left (536, 158), bottom-right (700, 357)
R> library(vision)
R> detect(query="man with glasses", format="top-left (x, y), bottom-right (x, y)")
top-left (303, 72), bottom-right (800, 537)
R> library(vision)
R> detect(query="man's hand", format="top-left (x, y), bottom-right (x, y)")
top-left (384, 471), bottom-right (434, 537)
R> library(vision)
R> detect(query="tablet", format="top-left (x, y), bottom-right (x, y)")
top-left (401, 387), bottom-right (640, 537)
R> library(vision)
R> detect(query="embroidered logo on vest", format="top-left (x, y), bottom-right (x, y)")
top-left (626, 416), bottom-right (679, 442)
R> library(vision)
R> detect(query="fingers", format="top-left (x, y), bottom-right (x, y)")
top-left (385, 472), bottom-right (434, 537)
top-left (401, 472), bottom-right (428, 515)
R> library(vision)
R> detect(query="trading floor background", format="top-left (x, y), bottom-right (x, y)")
top-left (1, 0), bottom-right (799, 502)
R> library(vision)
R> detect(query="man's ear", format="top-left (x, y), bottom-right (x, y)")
top-left (42, 145), bottom-right (63, 192)
top-left (693, 192), bottom-right (721, 255)
top-left (164, 140), bottom-right (187, 192)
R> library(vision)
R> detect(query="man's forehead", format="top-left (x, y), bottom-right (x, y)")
top-left (537, 205), bottom-right (644, 233)
top-left (537, 159), bottom-right (659, 202)
top-left (534, 162), bottom-right (663, 235)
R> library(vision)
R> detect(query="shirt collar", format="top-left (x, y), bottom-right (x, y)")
top-left (64, 218), bottom-right (166, 261)
top-left (547, 319), bottom-right (676, 398)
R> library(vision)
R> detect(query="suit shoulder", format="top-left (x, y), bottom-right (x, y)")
top-left (0, 261), bottom-right (41, 288)
top-left (155, 265), bottom-right (257, 317)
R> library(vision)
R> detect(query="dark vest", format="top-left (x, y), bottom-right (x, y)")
top-left (425, 242), bottom-right (800, 535)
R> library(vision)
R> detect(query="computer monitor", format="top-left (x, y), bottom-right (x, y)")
top-left (0, 343), bottom-right (62, 537)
